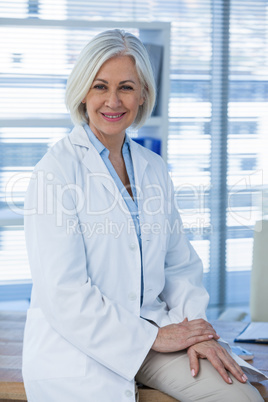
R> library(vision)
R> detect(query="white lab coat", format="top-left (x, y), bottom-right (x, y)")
top-left (22, 125), bottom-right (209, 402)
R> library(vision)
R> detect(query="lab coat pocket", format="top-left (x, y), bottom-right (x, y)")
top-left (22, 308), bottom-right (86, 381)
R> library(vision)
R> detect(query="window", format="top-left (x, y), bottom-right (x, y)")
top-left (0, 0), bottom-right (267, 316)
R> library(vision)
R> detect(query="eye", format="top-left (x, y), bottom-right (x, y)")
top-left (121, 85), bottom-right (134, 91)
top-left (93, 84), bottom-right (106, 90)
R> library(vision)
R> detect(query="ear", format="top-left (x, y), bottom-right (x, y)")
top-left (139, 85), bottom-right (148, 106)
top-left (139, 96), bottom-right (145, 106)
top-left (81, 98), bottom-right (86, 104)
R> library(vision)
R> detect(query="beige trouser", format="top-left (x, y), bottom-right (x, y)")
top-left (135, 349), bottom-right (264, 402)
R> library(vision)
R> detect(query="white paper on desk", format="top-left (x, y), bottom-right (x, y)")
top-left (235, 322), bottom-right (268, 341)
top-left (218, 338), bottom-right (268, 382)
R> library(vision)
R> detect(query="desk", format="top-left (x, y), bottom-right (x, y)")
top-left (0, 312), bottom-right (267, 401)
top-left (212, 320), bottom-right (268, 401)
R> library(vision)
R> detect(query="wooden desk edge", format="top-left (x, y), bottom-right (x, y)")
top-left (1, 318), bottom-right (268, 401)
top-left (0, 382), bottom-right (27, 401)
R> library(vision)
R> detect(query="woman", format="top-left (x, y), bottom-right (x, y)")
top-left (22, 29), bottom-right (263, 401)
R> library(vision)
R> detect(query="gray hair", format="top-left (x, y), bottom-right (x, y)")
top-left (65, 29), bottom-right (156, 129)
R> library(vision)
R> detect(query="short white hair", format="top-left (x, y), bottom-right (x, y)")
top-left (65, 29), bottom-right (156, 129)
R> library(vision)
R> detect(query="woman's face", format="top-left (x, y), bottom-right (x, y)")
top-left (83, 55), bottom-right (145, 142)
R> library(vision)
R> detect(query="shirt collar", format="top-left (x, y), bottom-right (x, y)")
top-left (83, 124), bottom-right (106, 155)
top-left (83, 123), bottom-right (131, 156)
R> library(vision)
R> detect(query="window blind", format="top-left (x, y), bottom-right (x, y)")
top-left (226, 0), bottom-right (267, 307)
top-left (0, 0), bottom-right (267, 314)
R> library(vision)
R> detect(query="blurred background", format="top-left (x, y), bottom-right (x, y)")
top-left (0, 0), bottom-right (267, 319)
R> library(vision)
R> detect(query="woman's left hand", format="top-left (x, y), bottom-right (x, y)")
top-left (187, 339), bottom-right (248, 384)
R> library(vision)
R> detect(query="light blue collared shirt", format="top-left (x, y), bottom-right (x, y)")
top-left (84, 124), bottom-right (144, 305)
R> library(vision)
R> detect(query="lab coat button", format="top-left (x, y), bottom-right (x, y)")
top-left (128, 292), bottom-right (137, 301)
top-left (129, 242), bottom-right (137, 250)
top-left (125, 390), bottom-right (133, 397)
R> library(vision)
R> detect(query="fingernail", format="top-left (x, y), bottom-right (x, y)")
top-left (242, 374), bottom-right (248, 382)
top-left (191, 369), bottom-right (195, 377)
top-left (208, 334), bottom-right (214, 339)
top-left (228, 377), bottom-right (232, 384)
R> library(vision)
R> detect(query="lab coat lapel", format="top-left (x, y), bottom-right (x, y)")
top-left (82, 149), bottom-right (120, 198)
top-left (69, 126), bottom-right (150, 201)
top-left (129, 139), bottom-right (152, 250)
top-left (129, 139), bottom-right (148, 193)
top-left (69, 125), bottom-right (119, 199)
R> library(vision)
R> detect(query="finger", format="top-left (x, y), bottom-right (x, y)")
top-left (195, 329), bottom-right (219, 340)
top-left (180, 323), bottom-right (219, 342)
top-left (206, 323), bottom-right (220, 339)
top-left (218, 350), bottom-right (248, 383)
top-left (205, 322), bottom-right (220, 338)
top-left (205, 350), bottom-right (233, 384)
top-left (184, 333), bottom-right (215, 348)
top-left (185, 327), bottom-right (219, 341)
top-left (187, 347), bottom-right (199, 377)
top-left (200, 322), bottom-right (219, 337)
top-left (186, 320), bottom-right (220, 338)
top-left (189, 319), bottom-right (214, 329)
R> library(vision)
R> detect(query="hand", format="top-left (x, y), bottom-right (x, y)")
top-left (187, 339), bottom-right (248, 384)
top-left (152, 318), bottom-right (220, 353)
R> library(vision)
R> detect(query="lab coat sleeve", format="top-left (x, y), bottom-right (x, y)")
top-left (24, 154), bottom-right (158, 382)
top-left (160, 172), bottom-right (209, 323)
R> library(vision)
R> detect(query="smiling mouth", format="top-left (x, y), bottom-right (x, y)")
top-left (101, 113), bottom-right (126, 119)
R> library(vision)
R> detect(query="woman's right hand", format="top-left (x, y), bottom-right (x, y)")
top-left (151, 318), bottom-right (220, 353)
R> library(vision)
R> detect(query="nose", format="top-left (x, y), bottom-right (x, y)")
top-left (105, 91), bottom-right (122, 108)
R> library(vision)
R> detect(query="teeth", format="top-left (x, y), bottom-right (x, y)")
top-left (103, 114), bottom-right (123, 119)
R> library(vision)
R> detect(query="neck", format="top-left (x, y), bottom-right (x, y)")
top-left (90, 126), bottom-right (125, 157)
